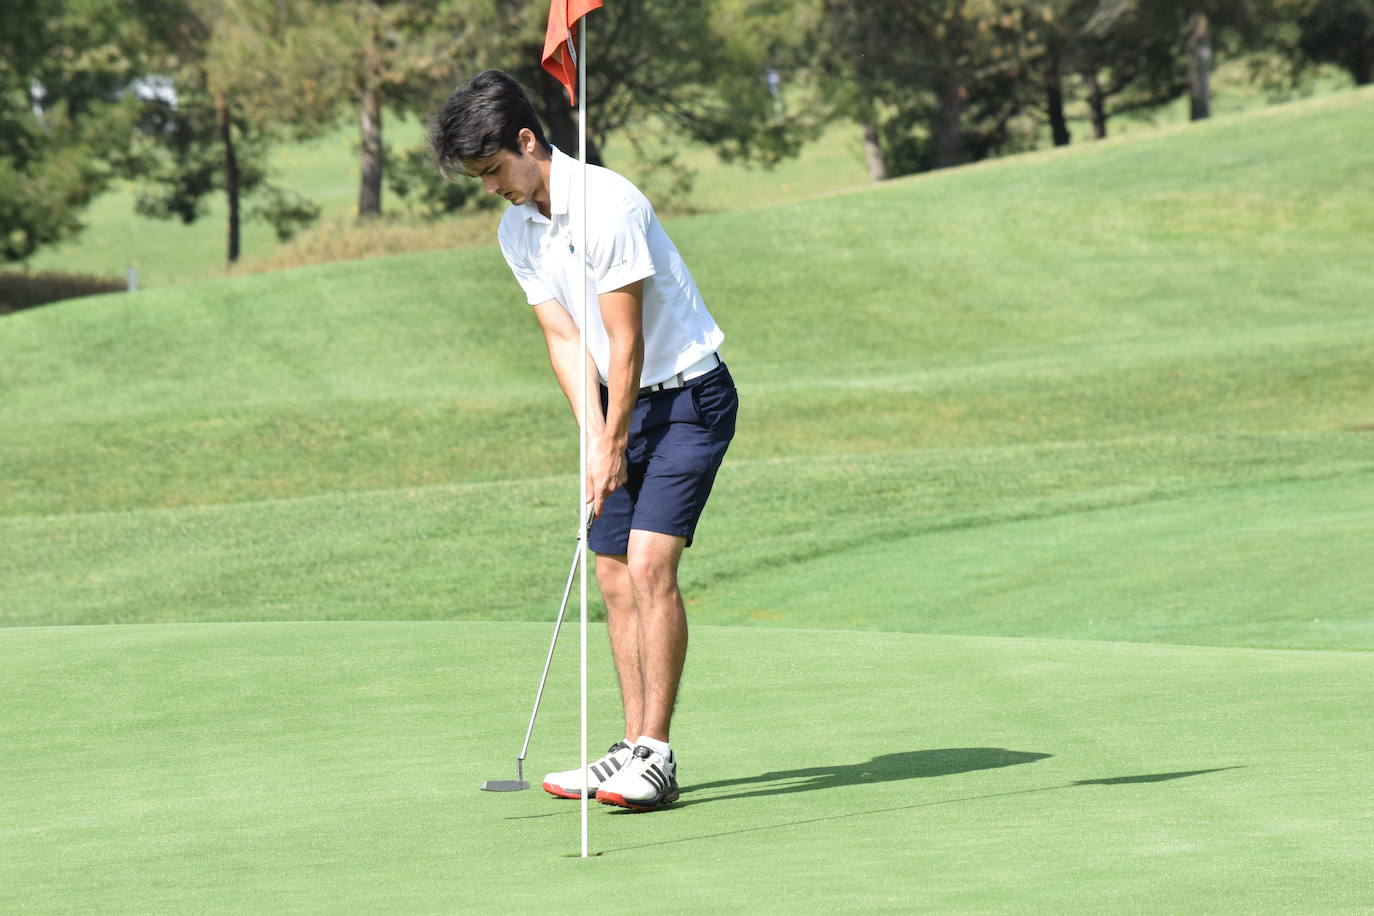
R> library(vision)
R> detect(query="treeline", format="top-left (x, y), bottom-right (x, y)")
top-left (818, 0), bottom-right (1370, 179)
top-left (2, 0), bottom-right (1369, 268)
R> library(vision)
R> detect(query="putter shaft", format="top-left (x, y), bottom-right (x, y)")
top-left (480, 515), bottom-right (589, 794)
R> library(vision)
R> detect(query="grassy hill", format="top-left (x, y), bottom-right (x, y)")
top-left (1, 87), bottom-right (1371, 913)
top-left (4, 87), bottom-right (1371, 646)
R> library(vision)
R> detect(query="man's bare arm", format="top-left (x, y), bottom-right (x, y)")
top-left (597, 280), bottom-right (646, 451)
top-left (530, 281), bottom-right (645, 517)
top-left (532, 299), bottom-right (604, 439)
top-left (589, 280), bottom-right (646, 517)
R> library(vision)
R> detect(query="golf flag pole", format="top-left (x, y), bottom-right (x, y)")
top-left (542, 0), bottom-right (600, 860)
top-left (577, 17), bottom-right (589, 861)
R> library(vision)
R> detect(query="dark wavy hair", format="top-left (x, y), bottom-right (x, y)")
top-left (429, 70), bottom-right (551, 179)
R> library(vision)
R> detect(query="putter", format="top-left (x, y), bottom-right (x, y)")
top-left (480, 511), bottom-right (592, 792)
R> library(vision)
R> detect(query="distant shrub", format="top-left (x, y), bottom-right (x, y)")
top-left (0, 271), bottom-right (124, 315)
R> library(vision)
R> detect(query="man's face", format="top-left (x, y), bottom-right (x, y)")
top-left (465, 146), bottom-right (542, 206)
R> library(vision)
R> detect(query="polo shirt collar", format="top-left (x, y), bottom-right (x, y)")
top-left (521, 145), bottom-right (573, 224)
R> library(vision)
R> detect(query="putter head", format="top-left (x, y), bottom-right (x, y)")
top-left (479, 779), bottom-right (530, 792)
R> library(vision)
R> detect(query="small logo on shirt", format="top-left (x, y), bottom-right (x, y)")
top-left (564, 229), bottom-right (575, 255)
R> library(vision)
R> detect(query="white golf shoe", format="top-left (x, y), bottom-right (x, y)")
top-left (541, 741), bottom-right (635, 799)
top-left (595, 744), bottom-right (679, 811)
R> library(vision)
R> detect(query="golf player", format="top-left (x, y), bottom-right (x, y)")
top-left (430, 70), bottom-right (738, 811)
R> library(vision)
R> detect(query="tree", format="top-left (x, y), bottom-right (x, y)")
top-left (818, 0), bottom-right (1027, 178)
top-left (387, 0), bottom-right (813, 219)
top-left (1295, 0), bottom-right (1374, 84)
top-left (1017, 1), bottom-right (1287, 144)
top-left (119, 0), bottom-right (319, 264)
top-left (1017, 1), bottom-right (1139, 146)
top-left (123, 83), bottom-right (320, 263)
top-left (1029, 2), bottom-right (1084, 146)
top-left (1185, 11), bottom-right (1213, 118)
top-left (814, 0), bottom-right (899, 180)
top-left (1072, 3), bottom-right (1187, 139)
top-left (1151, 1), bottom-right (1297, 125)
top-left (460, 0), bottom-right (811, 173)
top-left (0, 0), bottom-right (141, 263)
top-left (206, 0), bottom-right (476, 222)
top-left (324, 1), bottom-right (472, 220)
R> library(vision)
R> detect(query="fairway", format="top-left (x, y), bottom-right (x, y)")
top-left (700, 469), bottom-right (1374, 648)
top-left (2, 622), bottom-right (1370, 912)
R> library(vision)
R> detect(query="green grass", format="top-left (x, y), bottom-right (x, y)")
top-left (1, 88), bottom-right (1371, 912)
top-left (1, 623), bottom-right (1369, 911)
top-left (4, 435), bottom-right (1371, 649)
top-left (3, 89), bottom-right (1372, 641)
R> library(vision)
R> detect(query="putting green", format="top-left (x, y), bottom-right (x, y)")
top-left (2, 622), bottom-right (1368, 912)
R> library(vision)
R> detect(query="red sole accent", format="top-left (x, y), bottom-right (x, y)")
top-left (542, 782), bottom-right (587, 799)
top-left (595, 790), bottom-right (678, 812)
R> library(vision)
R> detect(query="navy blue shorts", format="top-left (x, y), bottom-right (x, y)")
top-left (589, 363), bottom-right (738, 555)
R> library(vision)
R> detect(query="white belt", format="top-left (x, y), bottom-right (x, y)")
top-left (638, 352), bottom-right (721, 396)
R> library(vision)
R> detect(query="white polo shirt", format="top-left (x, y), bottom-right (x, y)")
top-left (497, 146), bottom-right (724, 387)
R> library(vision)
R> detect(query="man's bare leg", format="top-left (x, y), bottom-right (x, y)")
top-left (596, 529), bottom-right (688, 744)
top-left (595, 551), bottom-right (643, 745)
top-left (626, 529), bottom-right (688, 742)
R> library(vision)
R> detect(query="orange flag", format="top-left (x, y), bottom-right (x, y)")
top-left (542, 0), bottom-right (602, 106)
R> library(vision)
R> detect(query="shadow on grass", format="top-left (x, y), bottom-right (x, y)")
top-left (509, 748), bottom-right (1046, 822)
top-left (678, 747), bottom-right (1052, 805)
top-left (1071, 769), bottom-right (1239, 786)
top-left (599, 761), bottom-right (1245, 851)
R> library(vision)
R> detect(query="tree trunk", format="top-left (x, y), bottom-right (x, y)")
top-left (1188, 12), bottom-right (1212, 121)
top-left (1083, 67), bottom-right (1108, 139)
top-left (862, 117), bottom-right (887, 182)
top-left (358, 84), bottom-right (383, 220)
top-left (215, 91), bottom-right (241, 264)
top-left (1045, 34), bottom-right (1071, 147)
top-left (933, 72), bottom-right (964, 169)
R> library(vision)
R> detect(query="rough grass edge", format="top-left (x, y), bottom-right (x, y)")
top-left (0, 270), bottom-right (127, 315)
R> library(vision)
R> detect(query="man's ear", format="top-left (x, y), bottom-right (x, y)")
top-left (518, 127), bottom-right (539, 154)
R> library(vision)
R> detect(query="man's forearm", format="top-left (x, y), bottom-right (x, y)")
top-left (547, 336), bottom-right (605, 437)
top-left (601, 333), bottom-right (644, 448)
top-left (585, 281), bottom-right (645, 517)
top-left (599, 281), bottom-right (647, 449)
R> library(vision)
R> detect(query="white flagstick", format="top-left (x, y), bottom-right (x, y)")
top-left (576, 14), bottom-right (590, 861)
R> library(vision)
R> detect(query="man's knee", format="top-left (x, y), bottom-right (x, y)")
top-left (628, 558), bottom-right (678, 600)
top-left (625, 533), bottom-right (685, 600)
top-left (596, 554), bottom-right (634, 606)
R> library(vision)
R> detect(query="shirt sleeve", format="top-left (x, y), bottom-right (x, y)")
top-left (590, 191), bottom-right (657, 295)
top-left (499, 223), bottom-right (555, 306)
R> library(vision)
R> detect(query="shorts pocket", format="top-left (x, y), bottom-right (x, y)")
top-left (689, 371), bottom-right (738, 440)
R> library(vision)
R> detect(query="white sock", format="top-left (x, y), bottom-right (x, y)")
top-left (636, 735), bottom-right (671, 758)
